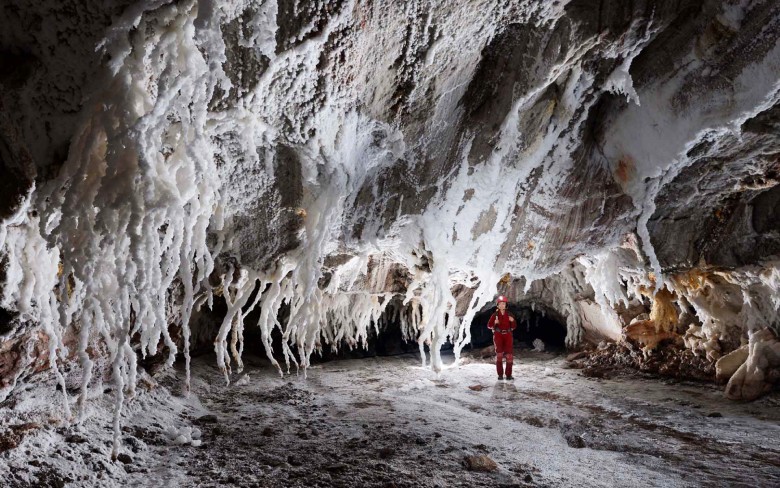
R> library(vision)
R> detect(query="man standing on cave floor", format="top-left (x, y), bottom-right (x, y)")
top-left (488, 295), bottom-right (516, 380)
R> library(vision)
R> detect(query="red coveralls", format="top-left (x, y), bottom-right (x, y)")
top-left (488, 311), bottom-right (516, 377)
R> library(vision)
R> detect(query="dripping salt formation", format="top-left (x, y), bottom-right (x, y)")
top-left (0, 0), bottom-right (779, 481)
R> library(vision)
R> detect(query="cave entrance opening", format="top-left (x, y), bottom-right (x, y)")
top-left (469, 303), bottom-right (567, 351)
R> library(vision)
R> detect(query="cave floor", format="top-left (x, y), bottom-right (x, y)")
top-left (2, 350), bottom-right (779, 487)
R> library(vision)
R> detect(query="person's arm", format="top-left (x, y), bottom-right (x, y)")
top-left (488, 313), bottom-right (496, 331)
top-left (509, 314), bottom-right (516, 331)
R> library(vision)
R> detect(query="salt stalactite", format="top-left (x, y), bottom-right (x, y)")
top-left (552, 268), bottom-right (589, 348)
top-left (195, 109), bottom-right (407, 381)
top-left (397, 298), bottom-right (423, 345)
top-left (452, 270), bottom-right (499, 362)
top-left (401, 260), bottom-right (458, 373)
top-left (577, 253), bottom-right (631, 339)
top-left (407, 19), bottom-right (633, 359)
top-left (232, 0), bottom-right (718, 373)
top-left (251, 259), bottom-right (295, 376)
top-left (0, 196), bottom-right (42, 409)
top-left (0, 201), bottom-right (70, 415)
top-left (214, 266), bottom-right (256, 384)
top-left (263, 110), bottom-right (405, 374)
top-left (23, 1), bottom-right (230, 458)
top-left (319, 292), bottom-right (393, 353)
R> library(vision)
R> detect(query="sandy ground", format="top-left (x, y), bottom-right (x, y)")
top-left (1, 350), bottom-right (779, 487)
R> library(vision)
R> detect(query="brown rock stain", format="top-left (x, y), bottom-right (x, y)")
top-left (614, 156), bottom-right (635, 185)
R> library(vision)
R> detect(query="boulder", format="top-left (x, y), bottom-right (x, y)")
top-left (725, 328), bottom-right (780, 401)
top-left (715, 345), bottom-right (749, 383)
top-left (463, 454), bottom-right (498, 472)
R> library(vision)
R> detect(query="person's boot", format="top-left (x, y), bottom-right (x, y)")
top-left (506, 375), bottom-right (514, 380)
top-left (497, 374), bottom-right (503, 380)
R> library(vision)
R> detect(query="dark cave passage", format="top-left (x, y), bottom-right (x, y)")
top-left (186, 294), bottom-right (569, 366)
top-left (470, 304), bottom-right (567, 351)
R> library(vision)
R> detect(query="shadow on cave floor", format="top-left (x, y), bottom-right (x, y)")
top-left (2, 351), bottom-right (779, 487)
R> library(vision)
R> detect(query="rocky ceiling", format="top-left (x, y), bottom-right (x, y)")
top-left (1, 0), bottom-right (780, 454)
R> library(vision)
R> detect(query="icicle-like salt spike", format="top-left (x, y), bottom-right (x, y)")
top-left (636, 192), bottom-right (665, 293)
top-left (214, 267), bottom-right (257, 385)
top-left (76, 302), bottom-right (95, 421)
top-left (253, 261), bottom-right (294, 376)
top-left (109, 312), bottom-right (135, 460)
top-left (41, 271), bottom-right (71, 421)
top-left (319, 292), bottom-right (393, 354)
top-left (406, 261), bottom-right (457, 373)
top-left (278, 274), bottom-right (299, 375)
top-left (410, 300), bottom-right (422, 343)
top-left (178, 231), bottom-right (197, 393)
top-left (453, 270), bottom-right (499, 361)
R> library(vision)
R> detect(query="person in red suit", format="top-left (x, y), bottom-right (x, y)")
top-left (488, 295), bottom-right (516, 380)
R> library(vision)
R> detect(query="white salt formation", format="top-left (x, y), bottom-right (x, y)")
top-left (1, 0), bottom-right (780, 458)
